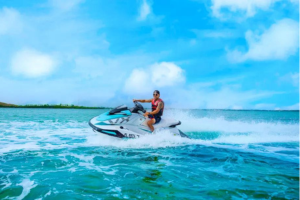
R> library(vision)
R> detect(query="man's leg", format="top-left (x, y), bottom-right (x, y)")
top-left (147, 118), bottom-right (156, 132)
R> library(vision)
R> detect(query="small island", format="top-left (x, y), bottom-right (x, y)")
top-left (0, 102), bottom-right (107, 109)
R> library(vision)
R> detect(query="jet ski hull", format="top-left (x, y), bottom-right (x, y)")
top-left (88, 104), bottom-right (189, 139)
top-left (89, 117), bottom-right (189, 139)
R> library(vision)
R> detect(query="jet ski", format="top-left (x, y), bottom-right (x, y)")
top-left (89, 102), bottom-right (189, 139)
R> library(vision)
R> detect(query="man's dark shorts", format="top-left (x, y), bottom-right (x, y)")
top-left (148, 114), bottom-right (161, 124)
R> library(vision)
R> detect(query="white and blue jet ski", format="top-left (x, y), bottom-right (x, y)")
top-left (89, 102), bottom-right (188, 139)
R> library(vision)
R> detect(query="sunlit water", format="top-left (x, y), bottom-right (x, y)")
top-left (0, 108), bottom-right (299, 199)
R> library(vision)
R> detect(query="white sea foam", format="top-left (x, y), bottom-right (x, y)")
top-left (69, 153), bottom-right (95, 163)
top-left (0, 176), bottom-right (12, 190)
top-left (85, 129), bottom-right (299, 158)
top-left (45, 190), bottom-right (51, 197)
top-left (85, 130), bottom-right (299, 163)
top-left (86, 130), bottom-right (198, 149)
top-left (78, 161), bottom-right (118, 175)
top-left (16, 179), bottom-right (37, 200)
top-left (165, 110), bottom-right (299, 135)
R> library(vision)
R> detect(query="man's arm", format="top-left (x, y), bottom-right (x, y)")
top-left (133, 99), bottom-right (152, 103)
top-left (149, 102), bottom-right (163, 115)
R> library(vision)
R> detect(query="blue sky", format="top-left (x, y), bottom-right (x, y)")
top-left (0, 0), bottom-right (298, 109)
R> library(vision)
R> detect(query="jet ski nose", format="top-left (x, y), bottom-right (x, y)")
top-left (89, 103), bottom-right (187, 138)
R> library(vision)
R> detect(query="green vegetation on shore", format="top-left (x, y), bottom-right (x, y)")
top-left (0, 102), bottom-right (107, 109)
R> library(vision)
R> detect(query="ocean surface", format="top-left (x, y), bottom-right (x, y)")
top-left (0, 108), bottom-right (299, 199)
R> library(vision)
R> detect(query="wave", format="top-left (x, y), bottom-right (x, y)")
top-left (0, 110), bottom-right (298, 162)
top-left (85, 130), bottom-right (299, 163)
top-left (164, 110), bottom-right (299, 143)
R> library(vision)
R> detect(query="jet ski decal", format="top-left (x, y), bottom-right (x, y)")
top-left (123, 133), bottom-right (139, 138)
top-left (106, 117), bottom-right (130, 125)
top-left (96, 111), bottom-right (131, 121)
top-left (102, 130), bottom-right (117, 135)
top-left (89, 120), bottom-right (125, 138)
top-left (139, 128), bottom-right (152, 133)
top-left (120, 117), bottom-right (130, 124)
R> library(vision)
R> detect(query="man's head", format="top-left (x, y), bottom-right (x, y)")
top-left (153, 90), bottom-right (160, 100)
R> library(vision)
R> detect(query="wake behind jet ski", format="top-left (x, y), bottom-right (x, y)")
top-left (89, 102), bottom-right (189, 139)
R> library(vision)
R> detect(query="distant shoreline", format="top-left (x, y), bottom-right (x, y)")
top-left (0, 102), bottom-right (298, 111)
top-left (0, 106), bottom-right (298, 111)
top-left (0, 102), bottom-right (108, 109)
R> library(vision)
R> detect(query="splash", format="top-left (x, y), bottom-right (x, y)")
top-left (86, 129), bottom-right (198, 149)
top-left (16, 179), bottom-right (37, 200)
top-left (165, 110), bottom-right (298, 134)
top-left (164, 110), bottom-right (299, 143)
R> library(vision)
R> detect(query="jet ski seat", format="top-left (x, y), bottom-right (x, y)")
top-left (153, 118), bottom-right (181, 128)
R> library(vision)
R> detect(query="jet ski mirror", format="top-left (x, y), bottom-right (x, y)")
top-left (133, 101), bottom-right (146, 113)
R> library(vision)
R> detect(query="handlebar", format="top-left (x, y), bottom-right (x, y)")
top-left (134, 101), bottom-right (146, 113)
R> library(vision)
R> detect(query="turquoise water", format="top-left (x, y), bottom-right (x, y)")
top-left (0, 108), bottom-right (299, 199)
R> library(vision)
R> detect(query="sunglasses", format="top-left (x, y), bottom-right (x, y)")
top-left (153, 93), bottom-right (159, 96)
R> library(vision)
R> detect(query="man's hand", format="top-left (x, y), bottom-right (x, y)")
top-left (143, 112), bottom-right (150, 117)
top-left (133, 99), bottom-right (137, 102)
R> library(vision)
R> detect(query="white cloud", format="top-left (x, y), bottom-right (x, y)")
top-left (124, 69), bottom-right (152, 95)
top-left (151, 62), bottom-right (185, 87)
top-left (49, 0), bottom-right (85, 11)
top-left (123, 64), bottom-right (282, 110)
top-left (11, 49), bottom-right (57, 78)
top-left (227, 19), bottom-right (299, 62)
top-left (137, 0), bottom-right (151, 21)
top-left (0, 3), bottom-right (108, 73)
top-left (123, 69), bottom-right (282, 109)
top-left (124, 62), bottom-right (185, 95)
top-left (0, 7), bottom-right (22, 35)
top-left (3, 52), bottom-right (159, 106)
top-left (211, 0), bottom-right (278, 19)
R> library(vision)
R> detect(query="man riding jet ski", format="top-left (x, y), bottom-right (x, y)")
top-left (133, 90), bottom-right (163, 132)
top-left (89, 92), bottom-right (188, 139)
